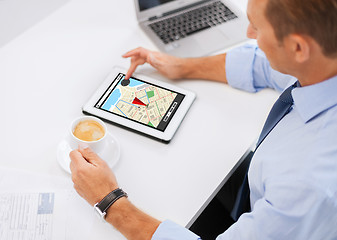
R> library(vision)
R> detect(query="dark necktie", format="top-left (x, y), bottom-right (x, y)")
top-left (230, 81), bottom-right (299, 221)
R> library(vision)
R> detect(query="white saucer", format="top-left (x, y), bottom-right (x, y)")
top-left (57, 132), bottom-right (120, 174)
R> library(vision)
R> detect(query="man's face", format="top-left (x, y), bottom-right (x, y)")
top-left (246, 0), bottom-right (292, 74)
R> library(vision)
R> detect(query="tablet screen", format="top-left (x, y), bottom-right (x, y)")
top-left (94, 73), bottom-right (185, 132)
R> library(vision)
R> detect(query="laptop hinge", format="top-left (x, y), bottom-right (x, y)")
top-left (148, 0), bottom-right (211, 21)
top-left (149, 15), bottom-right (162, 21)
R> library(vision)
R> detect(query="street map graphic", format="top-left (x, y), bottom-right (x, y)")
top-left (101, 76), bottom-right (177, 128)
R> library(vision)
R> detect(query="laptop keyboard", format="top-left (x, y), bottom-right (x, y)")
top-left (149, 1), bottom-right (238, 44)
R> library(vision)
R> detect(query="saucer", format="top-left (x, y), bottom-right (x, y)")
top-left (57, 132), bottom-right (120, 174)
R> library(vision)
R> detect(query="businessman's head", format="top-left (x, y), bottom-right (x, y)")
top-left (264, 0), bottom-right (337, 58)
top-left (246, 0), bottom-right (337, 84)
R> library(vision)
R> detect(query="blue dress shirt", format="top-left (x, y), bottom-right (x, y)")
top-left (151, 44), bottom-right (337, 240)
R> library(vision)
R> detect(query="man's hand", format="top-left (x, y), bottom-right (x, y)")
top-left (123, 47), bottom-right (228, 84)
top-left (69, 145), bottom-right (119, 206)
top-left (122, 47), bottom-right (187, 80)
top-left (69, 145), bottom-right (161, 240)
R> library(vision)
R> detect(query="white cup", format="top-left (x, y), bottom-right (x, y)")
top-left (69, 116), bottom-right (107, 153)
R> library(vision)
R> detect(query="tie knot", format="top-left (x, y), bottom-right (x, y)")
top-left (256, 80), bottom-right (299, 148)
top-left (279, 81), bottom-right (298, 104)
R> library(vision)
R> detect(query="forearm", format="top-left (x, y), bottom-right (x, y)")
top-left (106, 197), bottom-right (161, 240)
top-left (181, 53), bottom-right (227, 83)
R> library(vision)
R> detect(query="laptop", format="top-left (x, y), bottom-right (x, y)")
top-left (134, 0), bottom-right (249, 57)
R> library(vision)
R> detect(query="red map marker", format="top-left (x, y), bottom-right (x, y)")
top-left (132, 97), bottom-right (147, 106)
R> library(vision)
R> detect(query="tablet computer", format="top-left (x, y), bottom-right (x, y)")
top-left (82, 67), bottom-right (196, 142)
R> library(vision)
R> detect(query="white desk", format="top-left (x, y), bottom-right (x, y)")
top-left (0, 0), bottom-right (278, 239)
top-left (0, 0), bottom-right (70, 47)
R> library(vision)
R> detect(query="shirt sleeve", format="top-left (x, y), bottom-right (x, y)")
top-left (151, 220), bottom-right (201, 240)
top-left (225, 43), bottom-right (296, 93)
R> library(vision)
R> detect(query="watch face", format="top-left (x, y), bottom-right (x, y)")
top-left (94, 204), bottom-right (107, 220)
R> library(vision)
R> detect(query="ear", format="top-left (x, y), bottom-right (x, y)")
top-left (287, 34), bottom-right (310, 63)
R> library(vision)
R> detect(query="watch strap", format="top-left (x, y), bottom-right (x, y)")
top-left (95, 188), bottom-right (127, 217)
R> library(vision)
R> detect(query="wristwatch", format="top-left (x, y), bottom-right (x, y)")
top-left (94, 188), bottom-right (128, 220)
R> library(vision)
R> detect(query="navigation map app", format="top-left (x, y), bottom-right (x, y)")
top-left (96, 73), bottom-right (185, 131)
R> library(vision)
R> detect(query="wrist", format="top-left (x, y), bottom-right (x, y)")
top-left (180, 57), bottom-right (211, 79)
top-left (94, 188), bottom-right (128, 220)
top-left (105, 198), bottom-right (161, 240)
top-left (104, 196), bottom-right (130, 223)
top-left (180, 57), bottom-right (196, 79)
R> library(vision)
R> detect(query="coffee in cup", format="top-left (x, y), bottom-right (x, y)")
top-left (73, 119), bottom-right (105, 142)
top-left (69, 116), bottom-right (107, 152)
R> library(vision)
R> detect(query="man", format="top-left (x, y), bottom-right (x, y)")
top-left (69, 0), bottom-right (337, 239)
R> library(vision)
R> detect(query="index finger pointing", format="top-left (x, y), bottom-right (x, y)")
top-left (125, 61), bottom-right (138, 80)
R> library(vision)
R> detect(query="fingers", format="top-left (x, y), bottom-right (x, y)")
top-left (122, 47), bottom-right (142, 58)
top-left (69, 149), bottom-right (85, 173)
top-left (77, 145), bottom-right (104, 166)
top-left (122, 47), bottom-right (150, 59)
top-left (70, 146), bottom-right (117, 206)
top-left (125, 59), bottom-right (140, 80)
top-left (69, 146), bottom-right (104, 174)
top-left (123, 47), bottom-right (151, 80)
top-left (123, 47), bottom-right (182, 80)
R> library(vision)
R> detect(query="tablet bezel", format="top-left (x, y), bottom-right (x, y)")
top-left (82, 66), bottom-right (196, 142)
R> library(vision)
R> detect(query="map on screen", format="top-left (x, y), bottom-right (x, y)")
top-left (95, 73), bottom-right (185, 132)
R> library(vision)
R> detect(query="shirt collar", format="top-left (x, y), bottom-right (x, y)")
top-left (292, 75), bottom-right (337, 123)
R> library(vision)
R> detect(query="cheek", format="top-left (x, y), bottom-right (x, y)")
top-left (256, 36), bottom-right (271, 57)
top-left (255, 31), bottom-right (274, 59)
top-left (256, 38), bottom-right (277, 68)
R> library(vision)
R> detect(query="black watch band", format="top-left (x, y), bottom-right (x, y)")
top-left (94, 188), bottom-right (127, 219)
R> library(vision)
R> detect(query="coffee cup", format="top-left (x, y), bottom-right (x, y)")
top-left (69, 116), bottom-right (107, 153)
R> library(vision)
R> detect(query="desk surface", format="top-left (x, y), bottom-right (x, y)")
top-left (0, 0), bottom-right (278, 239)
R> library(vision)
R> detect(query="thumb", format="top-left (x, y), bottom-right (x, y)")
top-left (78, 144), bottom-right (103, 166)
top-left (69, 149), bottom-right (87, 172)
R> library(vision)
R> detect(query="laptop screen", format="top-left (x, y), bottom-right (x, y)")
top-left (139, 0), bottom-right (175, 11)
